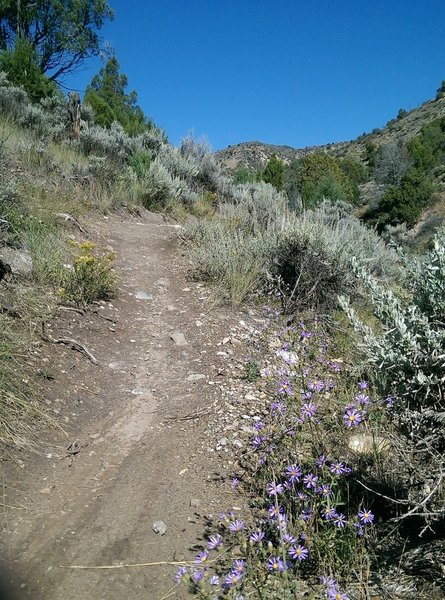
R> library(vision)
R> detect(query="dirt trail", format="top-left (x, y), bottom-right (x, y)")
top-left (0, 212), bottom-right (238, 599)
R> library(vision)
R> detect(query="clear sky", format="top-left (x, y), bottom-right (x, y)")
top-left (68, 0), bottom-right (445, 151)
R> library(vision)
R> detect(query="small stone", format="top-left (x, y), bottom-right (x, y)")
top-left (222, 337), bottom-right (230, 344)
top-left (170, 332), bottom-right (188, 347)
top-left (40, 487), bottom-right (51, 494)
top-left (232, 439), bottom-right (243, 448)
top-left (218, 437), bottom-right (229, 446)
top-left (187, 374), bottom-right (205, 382)
top-left (135, 291), bottom-right (153, 300)
top-left (348, 434), bottom-right (390, 455)
top-left (132, 388), bottom-right (151, 395)
top-left (190, 498), bottom-right (201, 508)
top-left (152, 520), bottom-right (167, 535)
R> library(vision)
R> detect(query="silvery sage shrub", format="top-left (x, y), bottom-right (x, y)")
top-left (78, 122), bottom-right (137, 164)
top-left (339, 233), bottom-right (444, 414)
top-left (339, 231), bottom-right (445, 528)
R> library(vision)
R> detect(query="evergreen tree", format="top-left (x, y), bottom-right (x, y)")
top-left (0, 35), bottom-right (58, 100)
top-left (260, 154), bottom-right (285, 190)
top-left (84, 56), bottom-right (157, 136)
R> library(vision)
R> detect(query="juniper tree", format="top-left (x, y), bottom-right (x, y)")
top-left (0, 0), bottom-right (113, 81)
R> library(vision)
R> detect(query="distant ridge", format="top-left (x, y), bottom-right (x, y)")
top-left (216, 96), bottom-right (445, 172)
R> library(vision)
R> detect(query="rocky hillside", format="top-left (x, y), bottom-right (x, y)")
top-left (217, 95), bottom-right (445, 172)
top-left (215, 140), bottom-right (348, 172)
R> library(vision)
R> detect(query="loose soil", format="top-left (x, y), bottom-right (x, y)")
top-left (0, 211), bottom-right (247, 600)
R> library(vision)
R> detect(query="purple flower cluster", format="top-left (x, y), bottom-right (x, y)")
top-left (174, 320), bottom-right (381, 598)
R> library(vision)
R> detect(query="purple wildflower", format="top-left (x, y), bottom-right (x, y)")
top-left (330, 461), bottom-right (349, 476)
top-left (355, 522), bottom-right (365, 537)
top-left (267, 481), bottom-right (284, 496)
top-left (322, 506), bottom-right (337, 520)
top-left (296, 491), bottom-right (308, 501)
top-left (303, 472), bottom-right (318, 488)
top-left (355, 392), bottom-right (370, 405)
top-left (320, 575), bottom-right (336, 587)
top-left (314, 380), bottom-right (325, 391)
top-left (254, 420), bottom-right (264, 431)
top-left (174, 566), bottom-right (188, 582)
top-left (285, 463), bottom-right (302, 483)
top-left (288, 544), bottom-right (309, 561)
top-left (358, 380), bottom-right (368, 390)
top-left (252, 435), bottom-right (265, 449)
top-left (329, 360), bottom-right (342, 372)
top-left (278, 380), bottom-right (293, 396)
top-left (232, 560), bottom-right (246, 574)
top-left (210, 575), bottom-right (220, 586)
top-left (385, 396), bottom-right (394, 407)
top-left (300, 508), bottom-right (313, 522)
top-left (207, 534), bottom-right (223, 550)
top-left (301, 402), bottom-right (317, 419)
top-left (224, 572), bottom-right (242, 587)
top-left (277, 512), bottom-right (287, 530)
top-left (358, 508), bottom-right (375, 524)
top-left (268, 504), bottom-right (283, 519)
top-left (249, 530), bottom-right (265, 543)
top-left (283, 479), bottom-right (294, 491)
top-left (316, 483), bottom-right (332, 497)
top-left (302, 390), bottom-right (313, 400)
top-left (230, 477), bottom-right (240, 490)
top-left (228, 519), bottom-right (245, 533)
top-left (195, 550), bottom-right (209, 564)
top-left (282, 533), bottom-right (297, 545)
top-left (316, 454), bottom-right (327, 468)
top-left (344, 408), bottom-right (363, 427)
top-left (192, 569), bottom-right (204, 582)
top-left (267, 556), bottom-right (286, 572)
top-left (334, 513), bottom-right (347, 528)
top-left (271, 401), bottom-right (287, 416)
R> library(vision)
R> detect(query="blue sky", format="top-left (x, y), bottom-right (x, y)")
top-left (68, 0), bottom-right (445, 151)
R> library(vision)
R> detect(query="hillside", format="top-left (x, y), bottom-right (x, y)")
top-left (216, 95), bottom-right (445, 172)
top-left (0, 72), bottom-right (444, 600)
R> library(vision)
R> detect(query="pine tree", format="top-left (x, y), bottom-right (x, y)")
top-left (84, 56), bottom-right (156, 136)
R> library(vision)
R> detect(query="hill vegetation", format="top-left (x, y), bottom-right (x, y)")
top-left (0, 7), bottom-right (444, 597)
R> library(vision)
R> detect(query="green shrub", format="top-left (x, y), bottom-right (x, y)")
top-left (286, 153), bottom-right (356, 209)
top-left (233, 165), bottom-right (257, 184)
top-left (260, 154), bottom-right (285, 190)
top-left (60, 240), bottom-right (117, 305)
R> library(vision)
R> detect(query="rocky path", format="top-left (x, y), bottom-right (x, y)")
top-left (0, 212), bottom-right (250, 600)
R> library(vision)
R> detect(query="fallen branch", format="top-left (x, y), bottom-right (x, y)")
top-left (92, 309), bottom-right (118, 324)
top-left (55, 212), bottom-right (86, 233)
top-left (60, 559), bottom-right (201, 570)
top-left (56, 305), bottom-right (85, 316)
top-left (61, 545), bottom-right (236, 572)
top-left (40, 322), bottom-right (98, 365)
top-left (164, 407), bottom-right (211, 422)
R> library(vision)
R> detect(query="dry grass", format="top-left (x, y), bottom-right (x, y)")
top-left (0, 287), bottom-right (58, 453)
